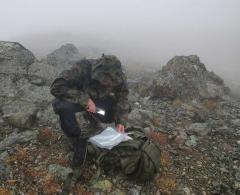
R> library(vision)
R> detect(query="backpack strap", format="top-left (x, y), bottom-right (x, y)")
top-left (141, 141), bottom-right (161, 171)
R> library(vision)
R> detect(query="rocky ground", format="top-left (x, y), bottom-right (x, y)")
top-left (0, 41), bottom-right (240, 194)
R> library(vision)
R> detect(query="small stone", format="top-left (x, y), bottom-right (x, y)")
top-left (235, 171), bottom-right (240, 181)
top-left (189, 123), bottom-right (210, 136)
top-left (234, 182), bottom-right (240, 189)
top-left (183, 187), bottom-right (191, 195)
top-left (202, 191), bottom-right (207, 195)
top-left (197, 161), bottom-right (202, 167)
top-left (220, 167), bottom-right (228, 173)
top-left (0, 151), bottom-right (9, 161)
top-left (130, 188), bottom-right (141, 195)
top-left (48, 164), bottom-right (72, 181)
top-left (185, 135), bottom-right (197, 147)
top-left (92, 179), bottom-right (113, 192)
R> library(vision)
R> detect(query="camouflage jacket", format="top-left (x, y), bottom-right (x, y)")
top-left (50, 55), bottom-right (129, 126)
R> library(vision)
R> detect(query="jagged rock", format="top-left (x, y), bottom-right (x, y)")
top-left (0, 76), bottom-right (54, 127)
top-left (36, 104), bottom-right (59, 127)
top-left (3, 111), bottom-right (37, 129)
top-left (2, 77), bottom-right (53, 103)
top-left (27, 60), bottom-right (59, 86)
top-left (47, 43), bottom-right (81, 72)
top-left (0, 41), bottom-right (35, 74)
top-left (0, 130), bottom-right (39, 152)
top-left (48, 164), bottom-right (72, 180)
top-left (127, 109), bottom-right (154, 127)
top-left (150, 55), bottom-right (229, 100)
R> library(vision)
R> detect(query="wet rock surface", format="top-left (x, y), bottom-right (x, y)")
top-left (0, 42), bottom-right (239, 194)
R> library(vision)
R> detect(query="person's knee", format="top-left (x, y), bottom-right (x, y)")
top-left (52, 98), bottom-right (76, 114)
top-left (59, 112), bottom-right (82, 137)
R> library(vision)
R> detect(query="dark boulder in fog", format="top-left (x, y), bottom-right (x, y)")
top-left (149, 55), bottom-right (230, 100)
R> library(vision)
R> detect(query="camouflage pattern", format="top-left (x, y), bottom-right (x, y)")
top-left (50, 55), bottom-right (130, 126)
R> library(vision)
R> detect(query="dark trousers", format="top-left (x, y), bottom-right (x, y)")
top-left (52, 98), bottom-right (115, 138)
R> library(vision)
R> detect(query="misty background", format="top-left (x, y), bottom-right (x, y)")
top-left (0, 0), bottom-right (239, 85)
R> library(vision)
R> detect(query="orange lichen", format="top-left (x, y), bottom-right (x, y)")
top-left (149, 130), bottom-right (168, 145)
top-left (0, 189), bottom-right (12, 195)
top-left (154, 173), bottom-right (177, 194)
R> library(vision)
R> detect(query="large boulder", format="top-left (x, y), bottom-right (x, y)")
top-left (0, 130), bottom-right (39, 152)
top-left (150, 55), bottom-right (229, 100)
top-left (0, 41), bottom-right (36, 74)
top-left (46, 43), bottom-right (82, 72)
top-left (0, 41), bottom-right (58, 128)
top-left (27, 60), bottom-right (59, 86)
top-left (1, 78), bottom-right (56, 128)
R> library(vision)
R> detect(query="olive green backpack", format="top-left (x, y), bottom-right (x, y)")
top-left (88, 127), bottom-right (161, 182)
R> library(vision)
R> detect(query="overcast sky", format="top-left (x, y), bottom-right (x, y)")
top-left (0, 0), bottom-right (239, 82)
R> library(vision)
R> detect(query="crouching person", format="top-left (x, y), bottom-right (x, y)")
top-left (50, 55), bottom-right (130, 170)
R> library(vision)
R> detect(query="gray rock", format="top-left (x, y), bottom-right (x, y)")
top-left (27, 60), bottom-right (59, 86)
top-left (127, 109), bottom-right (154, 127)
top-left (149, 55), bottom-right (229, 100)
top-left (189, 123), bottom-right (210, 136)
top-left (47, 43), bottom-right (82, 72)
top-left (48, 164), bottom-right (72, 180)
top-left (185, 135), bottom-right (197, 147)
top-left (231, 119), bottom-right (240, 127)
top-left (1, 76), bottom-right (54, 127)
top-left (92, 179), bottom-right (113, 191)
top-left (8, 79), bottom-right (53, 103)
top-left (2, 100), bottom-right (37, 116)
top-left (3, 111), bottom-right (37, 129)
top-left (235, 169), bottom-right (240, 182)
top-left (128, 74), bottom-right (153, 97)
top-left (37, 104), bottom-right (59, 127)
top-left (1, 81), bottom-right (55, 127)
top-left (129, 188), bottom-right (141, 195)
top-left (0, 151), bottom-right (9, 161)
top-left (191, 109), bottom-right (209, 123)
top-left (0, 130), bottom-right (39, 152)
top-left (0, 41), bottom-right (36, 74)
top-left (0, 163), bottom-right (10, 180)
top-left (0, 74), bottom-right (16, 101)
top-left (175, 185), bottom-right (192, 195)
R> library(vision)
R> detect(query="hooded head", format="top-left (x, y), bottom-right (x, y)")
top-left (92, 55), bottom-right (124, 87)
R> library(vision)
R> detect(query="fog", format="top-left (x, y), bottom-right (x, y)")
top-left (0, 0), bottom-right (239, 84)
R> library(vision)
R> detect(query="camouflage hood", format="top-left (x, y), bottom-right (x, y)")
top-left (91, 55), bottom-right (124, 87)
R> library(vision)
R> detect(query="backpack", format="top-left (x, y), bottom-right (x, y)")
top-left (88, 127), bottom-right (161, 182)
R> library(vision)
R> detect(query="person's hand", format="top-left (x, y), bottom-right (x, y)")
top-left (116, 124), bottom-right (125, 133)
top-left (86, 98), bottom-right (96, 113)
